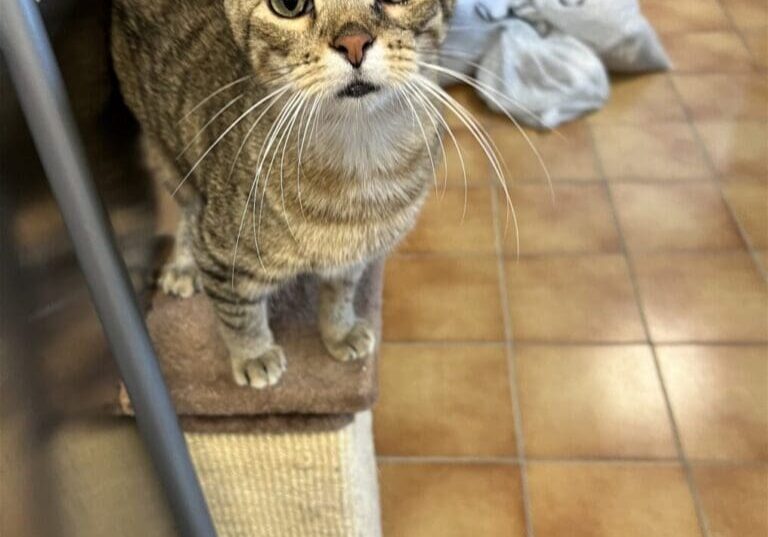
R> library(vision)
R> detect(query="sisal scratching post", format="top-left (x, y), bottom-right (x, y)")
top-left (114, 256), bottom-right (385, 536)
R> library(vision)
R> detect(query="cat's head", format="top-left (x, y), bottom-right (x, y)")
top-left (224, 0), bottom-right (454, 109)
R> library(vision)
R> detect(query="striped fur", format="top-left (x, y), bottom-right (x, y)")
top-left (112, 0), bottom-right (453, 388)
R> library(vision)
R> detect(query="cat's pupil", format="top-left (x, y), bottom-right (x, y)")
top-left (284, 0), bottom-right (299, 11)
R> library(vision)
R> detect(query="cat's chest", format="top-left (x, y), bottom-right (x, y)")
top-left (294, 199), bottom-right (423, 270)
top-left (286, 166), bottom-right (430, 269)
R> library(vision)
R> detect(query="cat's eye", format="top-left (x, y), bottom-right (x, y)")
top-left (269, 0), bottom-right (312, 18)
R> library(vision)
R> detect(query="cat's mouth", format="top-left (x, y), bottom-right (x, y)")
top-left (338, 80), bottom-right (379, 99)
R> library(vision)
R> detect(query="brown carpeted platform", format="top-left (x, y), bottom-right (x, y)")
top-left (116, 261), bottom-right (382, 417)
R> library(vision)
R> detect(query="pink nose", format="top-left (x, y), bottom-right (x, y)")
top-left (332, 32), bottom-right (373, 68)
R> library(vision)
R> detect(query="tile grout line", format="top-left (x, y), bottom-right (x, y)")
top-left (378, 455), bottom-right (522, 465)
top-left (382, 338), bottom-right (768, 347)
top-left (382, 339), bottom-right (766, 348)
top-left (711, 0), bottom-right (766, 70)
top-left (394, 245), bottom-right (756, 260)
top-left (378, 454), bottom-right (768, 466)
top-left (684, 0), bottom-right (768, 281)
top-left (587, 115), bottom-right (714, 537)
top-left (490, 184), bottom-right (536, 537)
top-left (685, 128), bottom-right (768, 284)
top-left (666, 68), bottom-right (768, 534)
top-left (676, 0), bottom-right (768, 282)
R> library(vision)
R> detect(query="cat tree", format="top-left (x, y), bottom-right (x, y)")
top-left (129, 259), bottom-right (384, 537)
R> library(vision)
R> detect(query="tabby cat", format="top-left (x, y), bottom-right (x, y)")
top-left (112, 0), bottom-right (456, 388)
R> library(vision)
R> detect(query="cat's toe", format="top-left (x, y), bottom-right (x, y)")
top-left (323, 320), bottom-right (376, 362)
top-left (158, 263), bottom-right (201, 299)
top-left (235, 347), bottom-right (287, 389)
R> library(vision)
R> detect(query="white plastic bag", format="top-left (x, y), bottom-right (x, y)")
top-left (532, 0), bottom-right (670, 72)
top-left (440, 2), bottom-right (610, 129)
top-left (475, 19), bottom-right (609, 129)
top-left (438, 0), bottom-right (509, 80)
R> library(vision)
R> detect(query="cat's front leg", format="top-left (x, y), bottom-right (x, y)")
top-left (158, 209), bottom-right (201, 299)
top-left (317, 264), bottom-right (376, 362)
top-left (201, 277), bottom-right (286, 389)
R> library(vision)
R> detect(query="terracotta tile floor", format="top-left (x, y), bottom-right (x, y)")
top-left (377, 5), bottom-right (767, 536)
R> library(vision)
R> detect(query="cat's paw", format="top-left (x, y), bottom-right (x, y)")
top-left (322, 320), bottom-right (376, 362)
top-left (232, 346), bottom-right (287, 389)
top-left (158, 262), bottom-right (201, 299)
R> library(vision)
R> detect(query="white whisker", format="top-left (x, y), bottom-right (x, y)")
top-left (177, 74), bottom-right (253, 124)
top-left (296, 93), bottom-right (323, 217)
top-left (310, 96), bottom-right (325, 144)
top-left (419, 47), bottom-right (568, 137)
top-left (231, 91), bottom-right (298, 281)
top-left (176, 93), bottom-right (244, 160)
top-left (275, 92), bottom-right (310, 240)
top-left (407, 81), bottom-right (470, 219)
top-left (252, 93), bottom-right (304, 253)
top-left (404, 81), bottom-right (449, 197)
top-left (417, 61), bottom-right (555, 203)
top-left (225, 88), bottom-right (288, 184)
top-left (173, 84), bottom-right (293, 198)
top-left (415, 76), bottom-right (521, 257)
top-left (401, 86), bottom-right (439, 195)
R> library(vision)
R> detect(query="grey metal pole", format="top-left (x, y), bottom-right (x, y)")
top-left (0, 2), bottom-right (218, 536)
